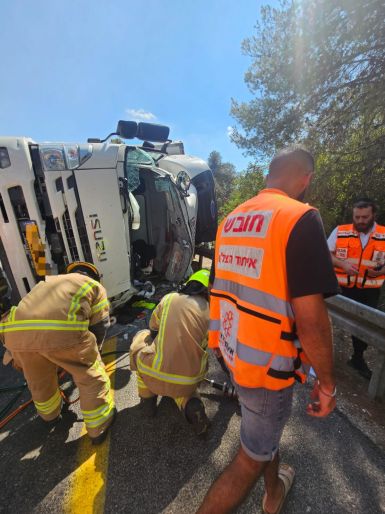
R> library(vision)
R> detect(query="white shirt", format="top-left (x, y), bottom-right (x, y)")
top-left (327, 223), bottom-right (377, 252)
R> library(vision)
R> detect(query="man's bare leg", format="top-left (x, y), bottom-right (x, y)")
top-left (263, 452), bottom-right (285, 513)
top-left (196, 446), bottom-right (284, 514)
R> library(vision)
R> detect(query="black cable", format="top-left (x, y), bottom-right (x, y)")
top-left (0, 389), bottom-right (25, 420)
top-left (0, 382), bottom-right (27, 393)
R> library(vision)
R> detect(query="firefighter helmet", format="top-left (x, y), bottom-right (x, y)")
top-left (66, 261), bottom-right (101, 282)
top-left (186, 269), bottom-right (210, 288)
top-left (180, 269), bottom-right (210, 295)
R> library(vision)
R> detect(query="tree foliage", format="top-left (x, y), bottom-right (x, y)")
top-left (220, 164), bottom-right (265, 220)
top-left (230, 0), bottom-right (385, 228)
top-left (208, 151), bottom-right (236, 217)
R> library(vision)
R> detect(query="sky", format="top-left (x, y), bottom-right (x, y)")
top-left (0, 0), bottom-right (271, 171)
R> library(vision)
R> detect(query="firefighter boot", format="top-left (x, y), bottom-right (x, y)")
top-left (184, 398), bottom-right (210, 436)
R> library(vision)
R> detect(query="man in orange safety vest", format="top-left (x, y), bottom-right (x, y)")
top-left (328, 198), bottom-right (385, 379)
top-left (198, 146), bottom-right (338, 514)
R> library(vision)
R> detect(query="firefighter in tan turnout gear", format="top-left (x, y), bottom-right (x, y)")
top-left (130, 269), bottom-right (210, 435)
top-left (0, 262), bottom-right (116, 445)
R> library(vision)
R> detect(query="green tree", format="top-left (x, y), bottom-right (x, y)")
top-left (231, 0), bottom-right (385, 158)
top-left (220, 164), bottom-right (265, 220)
top-left (309, 127), bottom-right (385, 234)
top-left (208, 151), bottom-right (236, 216)
top-left (230, 0), bottom-right (385, 227)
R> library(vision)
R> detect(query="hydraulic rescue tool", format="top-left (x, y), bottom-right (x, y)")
top-left (204, 378), bottom-right (238, 399)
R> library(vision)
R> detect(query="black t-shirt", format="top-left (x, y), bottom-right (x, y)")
top-left (209, 210), bottom-right (338, 299)
top-left (286, 210), bottom-right (338, 298)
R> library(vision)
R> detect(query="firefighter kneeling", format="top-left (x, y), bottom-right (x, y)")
top-left (130, 269), bottom-right (210, 435)
top-left (1, 262), bottom-right (116, 445)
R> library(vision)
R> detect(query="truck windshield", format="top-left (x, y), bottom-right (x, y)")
top-left (124, 147), bottom-right (154, 191)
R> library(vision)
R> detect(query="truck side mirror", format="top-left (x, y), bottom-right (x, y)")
top-left (137, 122), bottom-right (170, 142)
top-left (116, 120), bottom-right (138, 139)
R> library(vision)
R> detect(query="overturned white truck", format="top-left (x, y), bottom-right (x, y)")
top-left (0, 121), bottom-right (217, 310)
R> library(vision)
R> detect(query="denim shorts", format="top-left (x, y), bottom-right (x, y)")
top-left (235, 384), bottom-right (294, 462)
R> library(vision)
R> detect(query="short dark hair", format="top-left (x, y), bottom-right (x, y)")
top-left (353, 198), bottom-right (377, 213)
top-left (269, 145), bottom-right (314, 175)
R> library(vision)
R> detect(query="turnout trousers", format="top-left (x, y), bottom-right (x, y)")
top-left (130, 335), bottom-right (199, 411)
top-left (12, 338), bottom-right (115, 438)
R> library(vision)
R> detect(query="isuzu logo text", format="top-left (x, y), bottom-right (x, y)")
top-left (89, 214), bottom-right (107, 262)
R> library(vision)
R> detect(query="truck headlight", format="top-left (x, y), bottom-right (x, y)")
top-left (177, 170), bottom-right (191, 195)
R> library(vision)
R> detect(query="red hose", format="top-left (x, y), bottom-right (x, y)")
top-left (0, 371), bottom-right (79, 429)
top-left (0, 399), bottom-right (33, 430)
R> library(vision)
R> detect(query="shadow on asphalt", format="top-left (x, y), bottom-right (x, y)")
top-left (0, 403), bottom-right (87, 513)
top-left (2, 349), bottom-right (385, 513)
top-left (105, 391), bottom-right (238, 514)
top-left (0, 347), bottom-right (133, 514)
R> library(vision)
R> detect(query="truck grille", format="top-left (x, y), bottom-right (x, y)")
top-left (75, 208), bottom-right (93, 263)
top-left (62, 208), bottom-right (79, 261)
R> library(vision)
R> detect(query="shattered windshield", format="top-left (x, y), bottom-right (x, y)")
top-left (124, 147), bottom-right (154, 192)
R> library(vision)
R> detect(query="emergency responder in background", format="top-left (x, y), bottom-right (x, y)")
top-left (198, 147), bottom-right (337, 514)
top-left (130, 269), bottom-right (210, 435)
top-left (0, 262), bottom-right (116, 445)
top-left (328, 198), bottom-right (385, 379)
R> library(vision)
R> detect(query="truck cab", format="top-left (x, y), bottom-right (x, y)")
top-left (0, 121), bottom-right (217, 310)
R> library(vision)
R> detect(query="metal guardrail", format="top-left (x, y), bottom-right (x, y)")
top-left (194, 250), bottom-right (385, 400)
top-left (326, 295), bottom-right (385, 400)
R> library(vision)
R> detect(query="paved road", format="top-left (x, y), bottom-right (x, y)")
top-left (1, 329), bottom-right (385, 514)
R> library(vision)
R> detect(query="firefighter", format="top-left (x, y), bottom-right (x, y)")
top-left (130, 269), bottom-right (210, 435)
top-left (0, 262), bottom-right (116, 445)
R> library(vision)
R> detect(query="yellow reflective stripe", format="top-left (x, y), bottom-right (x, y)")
top-left (34, 389), bottom-right (61, 414)
top-left (91, 359), bottom-right (110, 382)
top-left (82, 394), bottom-right (115, 428)
top-left (91, 298), bottom-right (110, 315)
top-left (137, 355), bottom-right (206, 385)
top-left (199, 351), bottom-right (208, 375)
top-left (137, 374), bottom-right (146, 387)
top-left (200, 335), bottom-right (208, 351)
top-left (153, 293), bottom-right (176, 370)
top-left (152, 310), bottom-right (160, 323)
top-left (0, 319), bottom-right (88, 333)
top-left (68, 280), bottom-right (97, 322)
top-left (82, 393), bottom-right (113, 417)
top-left (0, 319), bottom-right (88, 325)
top-left (10, 306), bottom-right (17, 322)
top-left (1, 326), bottom-right (87, 333)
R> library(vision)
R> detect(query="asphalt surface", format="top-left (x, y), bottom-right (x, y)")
top-left (1, 328), bottom-right (385, 514)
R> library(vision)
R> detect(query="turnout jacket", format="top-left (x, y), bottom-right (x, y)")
top-left (1, 273), bottom-right (110, 352)
top-left (209, 188), bottom-right (313, 390)
top-left (131, 292), bottom-right (209, 398)
top-left (333, 223), bottom-right (385, 288)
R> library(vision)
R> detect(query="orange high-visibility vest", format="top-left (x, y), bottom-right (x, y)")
top-left (334, 224), bottom-right (385, 288)
top-left (209, 189), bottom-right (313, 390)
